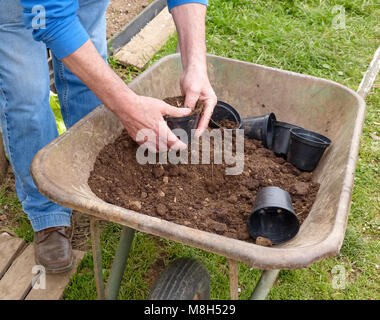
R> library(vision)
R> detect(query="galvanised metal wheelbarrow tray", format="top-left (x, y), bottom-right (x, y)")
top-left (30, 53), bottom-right (366, 299)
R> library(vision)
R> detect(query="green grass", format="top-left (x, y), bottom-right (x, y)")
top-left (1, 0), bottom-right (379, 300)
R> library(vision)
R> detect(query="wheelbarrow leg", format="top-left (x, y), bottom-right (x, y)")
top-left (228, 259), bottom-right (239, 300)
top-left (250, 269), bottom-right (280, 300)
top-left (105, 226), bottom-right (135, 300)
top-left (90, 217), bottom-right (105, 300)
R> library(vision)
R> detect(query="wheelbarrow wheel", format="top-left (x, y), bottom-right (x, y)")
top-left (148, 257), bottom-right (210, 300)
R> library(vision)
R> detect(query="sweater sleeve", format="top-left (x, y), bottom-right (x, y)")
top-left (20, 0), bottom-right (89, 60)
top-left (20, 1), bottom-right (208, 60)
top-left (167, 0), bottom-right (208, 11)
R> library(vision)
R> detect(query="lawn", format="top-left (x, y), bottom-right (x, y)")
top-left (1, 0), bottom-right (379, 300)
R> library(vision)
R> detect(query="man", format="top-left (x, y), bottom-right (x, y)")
top-left (0, 0), bottom-right (216, 273)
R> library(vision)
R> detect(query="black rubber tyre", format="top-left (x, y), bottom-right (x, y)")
top-left (148, 258), bottom-right (210, 300)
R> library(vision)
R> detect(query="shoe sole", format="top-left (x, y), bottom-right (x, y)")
top-left (35, 254), bottom-right (74, 274)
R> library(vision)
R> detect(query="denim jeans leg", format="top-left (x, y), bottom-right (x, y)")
top-left (0, 0), bottom-right (72, 231)
top-left (52, 0), bottom-right (110, 129)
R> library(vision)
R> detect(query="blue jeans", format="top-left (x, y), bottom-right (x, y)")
top-left (0, 0), bottom-right (109, 231)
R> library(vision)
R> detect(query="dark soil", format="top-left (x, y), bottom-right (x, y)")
top-left (216, 120), bottom-right (240, 129)
top-left (163, 96), bottom-right (204, 116)
top-left (88, 128), bottom-right (320, 244)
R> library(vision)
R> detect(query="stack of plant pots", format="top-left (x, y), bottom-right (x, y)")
top-left (241, 113), bottom-right (331, 172)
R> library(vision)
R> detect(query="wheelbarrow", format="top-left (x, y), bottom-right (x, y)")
top-left (30, 53), bottom-right (366, 300)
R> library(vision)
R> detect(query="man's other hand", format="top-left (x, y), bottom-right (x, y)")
top-left (180, 65), bottom-right (217, 138)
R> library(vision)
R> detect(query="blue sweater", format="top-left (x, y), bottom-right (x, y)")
top-left (20, 0), bottom-right (208, 59)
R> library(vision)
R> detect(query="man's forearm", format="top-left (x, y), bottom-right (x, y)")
top-left (62, 40), bottom-right (136, 117)
top-left (170, 2), bottom-right (216, 136)
top-left (170, 3), bottom-right (207, 72)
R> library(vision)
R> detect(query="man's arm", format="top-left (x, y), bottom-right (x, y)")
top-left (20, 0), bottom-right (214, 147)
top-left (170, 2), bottom-right (217, 137)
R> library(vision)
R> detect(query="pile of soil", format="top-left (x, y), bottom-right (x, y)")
top-left (216, 120), bottom-right (240, 129)
top-left (163, 96), bottom-right (204, 116)
top-left (88, 123), bottom-right (320, 244)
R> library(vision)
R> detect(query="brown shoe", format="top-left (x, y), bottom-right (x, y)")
top-left (34, 226), bottom-right (74, 274)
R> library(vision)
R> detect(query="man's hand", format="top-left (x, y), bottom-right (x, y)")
top-left (180, 66), bottom-right (217, 137)
top-left (171, 3), bottom-right (217, 137)
top-left (117, 95), bottom-right (191, 152)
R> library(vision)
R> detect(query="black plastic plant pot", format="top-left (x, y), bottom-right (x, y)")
top-left (241, 113), bottom-right (276, 149)
top-left (166, 113), bottom-right (201, 144)
top-left (272, 121), bottom-right (302, 156)
top-left (209, 101), bottom-right (242, 129)
top-left (247, 186), bottom-right (300, 245)
top-left (287, 128), bottom-right (332, 172)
